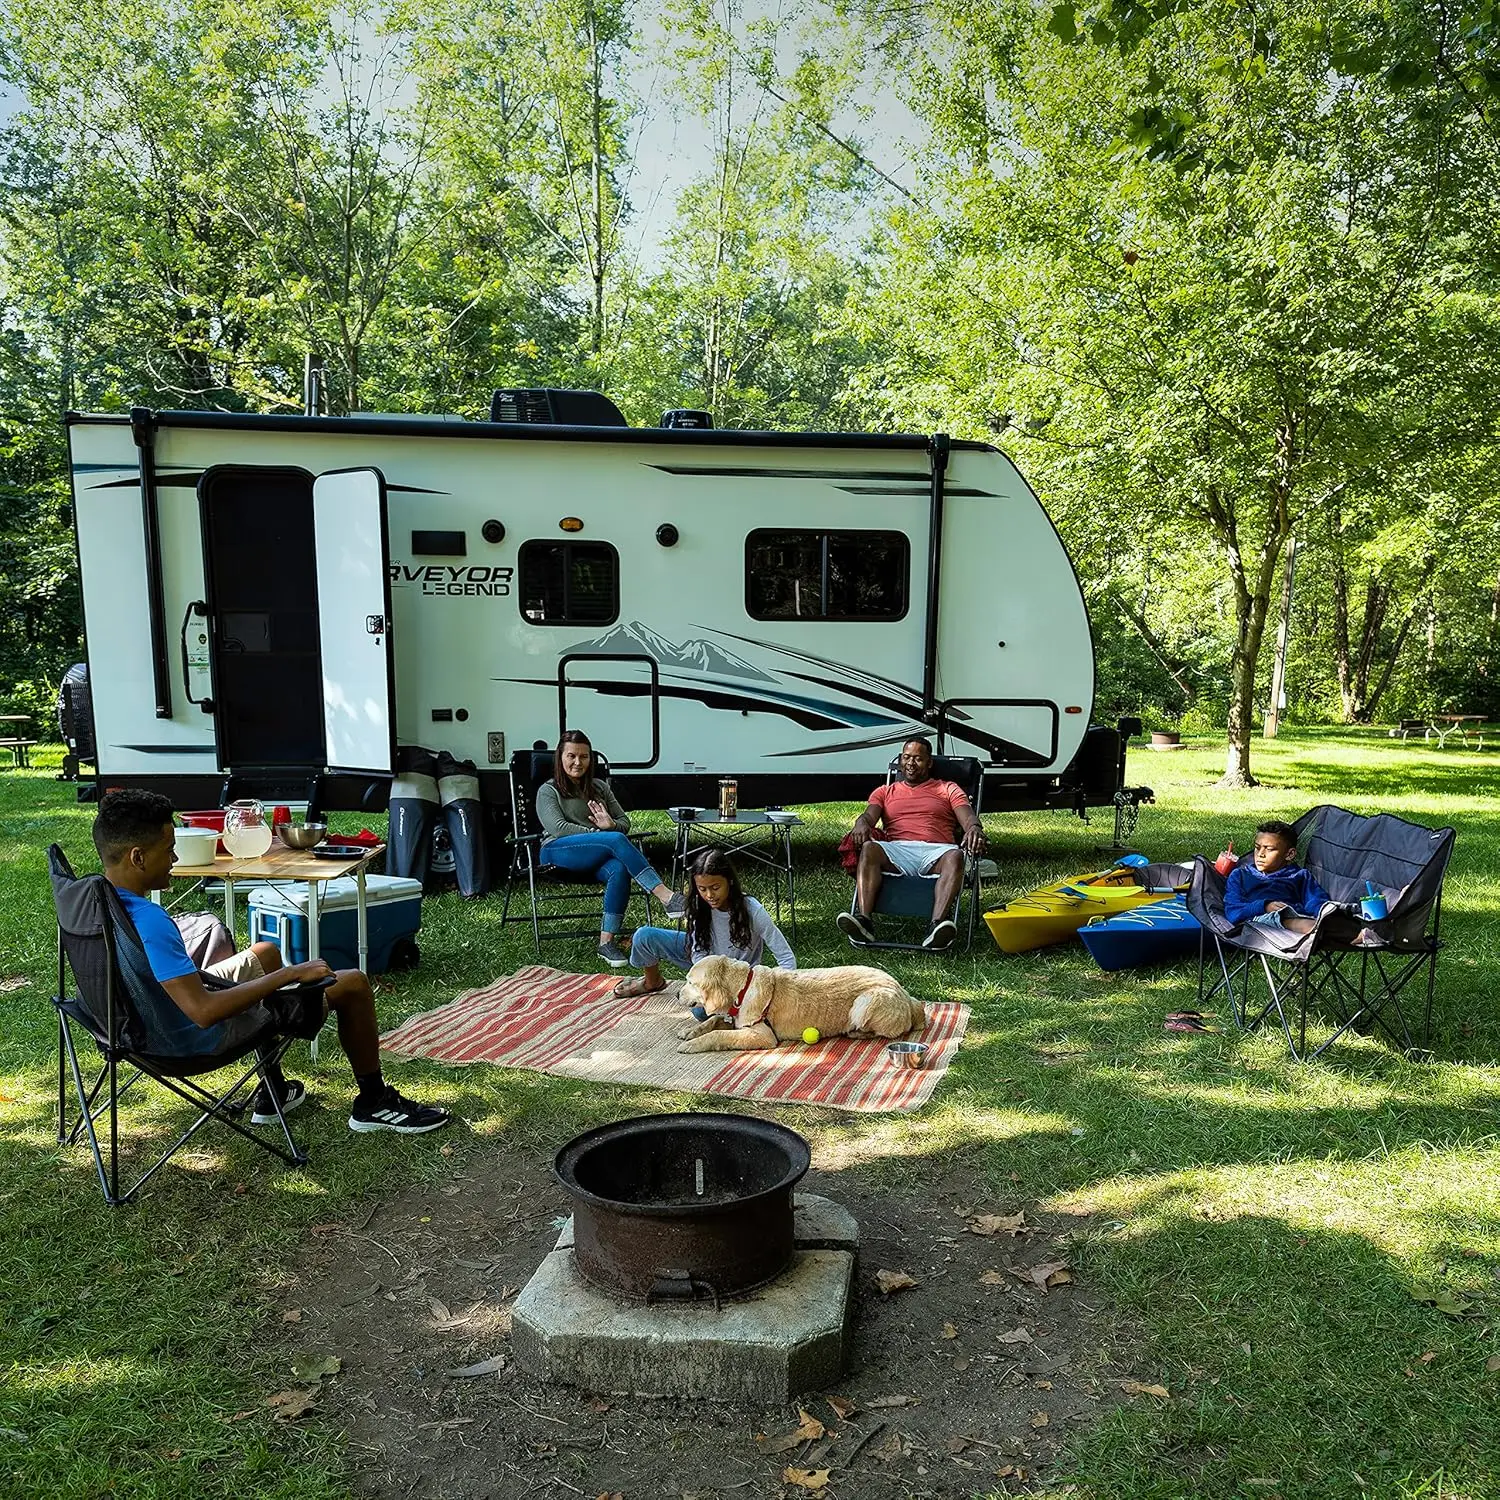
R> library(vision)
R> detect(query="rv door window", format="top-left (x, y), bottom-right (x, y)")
top-left (519, 540), bottom-right (619, 625)
top-left (746, 529), bottom-right (909, 621)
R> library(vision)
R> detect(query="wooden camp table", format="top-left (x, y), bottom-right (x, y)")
top-left (160, 842), bottom-right (386, 971)
top-left (0, 714), bottom-right (34, 768)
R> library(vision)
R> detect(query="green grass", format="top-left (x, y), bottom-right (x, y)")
top-left (3, 730), bottom-right (1499, 1499)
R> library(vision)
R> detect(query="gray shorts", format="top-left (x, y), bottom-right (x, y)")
top-left (880, 840), bottom-right (963, 877)
top-left (205, 954), bottom-right (328, 1052)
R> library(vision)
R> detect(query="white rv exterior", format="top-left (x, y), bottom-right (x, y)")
top-left (66, 407), bottom-right (1108, 811)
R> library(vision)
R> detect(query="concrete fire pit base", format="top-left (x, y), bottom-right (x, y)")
top-left (513, 1193), bottom-right (858, 1401)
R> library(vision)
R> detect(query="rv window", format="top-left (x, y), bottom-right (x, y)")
top-left (519, 541), bottom-right (619, 626)
top-left (745, 529), bottom-right (909, 621)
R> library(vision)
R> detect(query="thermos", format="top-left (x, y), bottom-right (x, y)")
top-left (718, 777), bottom-right (738, 820)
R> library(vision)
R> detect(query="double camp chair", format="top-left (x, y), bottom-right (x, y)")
top-left (1186, 806), bottom-right (1455, 1061)
top-left (49, 845), bottom-right (330, 1206)
top-left (500, 749), bottom-right (660, 956)
top-left (843, 753), bottom-right (986, 953)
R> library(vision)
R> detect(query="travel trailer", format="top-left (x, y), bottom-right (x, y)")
top-left (65, 392), bottom-right (1147, 833)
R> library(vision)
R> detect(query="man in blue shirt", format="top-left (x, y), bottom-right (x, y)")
top-left (96, 789), bottom-right (449, 1135)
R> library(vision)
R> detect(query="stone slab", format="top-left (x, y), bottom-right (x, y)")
top-left (513, 1247), bottom-right (854, 1401)
top-left (551, 1191), bottom-right (858, 1253)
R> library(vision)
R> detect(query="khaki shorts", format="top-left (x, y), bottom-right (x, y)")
top-left (205, 949), bottom-right (265, 983)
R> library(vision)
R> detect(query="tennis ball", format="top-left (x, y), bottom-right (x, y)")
top-left (802, 1027), bottom-right (820, 1045)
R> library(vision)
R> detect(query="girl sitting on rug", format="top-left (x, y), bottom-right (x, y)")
top-left (614, 849), bottom-right (796, 1000)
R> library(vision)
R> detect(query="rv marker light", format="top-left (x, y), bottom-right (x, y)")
top-left (560, 517), bottom-right (584, 532)
top-left (1065, 705), bottom-right (1083, 713)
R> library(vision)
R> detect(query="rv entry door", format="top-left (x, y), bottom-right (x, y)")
top-left (313, 468), bottom-right (396, 775)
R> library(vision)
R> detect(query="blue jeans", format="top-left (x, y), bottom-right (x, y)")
top-left (629, 927), bottom-right (693, 972)
top-left (541, 832), bottom-right (663, 932)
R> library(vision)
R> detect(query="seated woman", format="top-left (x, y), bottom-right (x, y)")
top-left (615, 849), bottom-right (796, 999)
top-left (537, 729), bottom-right (684, 967)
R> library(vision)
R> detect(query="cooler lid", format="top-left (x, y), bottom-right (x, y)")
top-left (248, 874), bottom-right (423, 915)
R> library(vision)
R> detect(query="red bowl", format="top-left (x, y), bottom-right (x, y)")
top-left (179, 809), bottom-right (228, 854)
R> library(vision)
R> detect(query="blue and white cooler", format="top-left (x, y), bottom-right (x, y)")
top-left (248, 875), bottom-right (424, 974)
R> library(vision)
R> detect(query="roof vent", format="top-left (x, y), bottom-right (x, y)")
top-left (489, 388), bottom-right (627, 426)
top-left (661, 408), bottom-right (714, 429)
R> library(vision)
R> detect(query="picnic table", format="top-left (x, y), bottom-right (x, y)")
top-left (1426, 715), bottom-right (1485, 750)
top-left (0, 714), bottom-right (35, 767)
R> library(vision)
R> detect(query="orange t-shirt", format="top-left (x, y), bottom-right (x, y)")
top-left (868, 778), bottom-right (969, 845)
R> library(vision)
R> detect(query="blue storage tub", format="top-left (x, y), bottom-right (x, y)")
top-left (248, 875), bottom-right (423, 974)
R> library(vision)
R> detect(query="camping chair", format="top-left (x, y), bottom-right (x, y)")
top-left (1186, 806), bottom-right (1455, 1061)
top-left (49, 844), bottom-right (330, 1206)
top-left (843, 754), bottom-right (986, 953)
top-left (499, 749), bottom-right (660, 955)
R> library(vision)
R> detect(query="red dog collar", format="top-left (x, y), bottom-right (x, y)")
top-left (730, 970), bottom-right (755, 1019)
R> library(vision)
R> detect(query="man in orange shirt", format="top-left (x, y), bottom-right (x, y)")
top-left (836, 737), bottom-right (986, 950)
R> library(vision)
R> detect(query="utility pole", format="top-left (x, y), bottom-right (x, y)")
top-left (1265, 534), bottom-right (1297, 739)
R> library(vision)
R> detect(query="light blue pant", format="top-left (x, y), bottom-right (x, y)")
top-left (629, 927), bottom-right (693, 971)
top-left (540, 832), bottom-right (663, 932)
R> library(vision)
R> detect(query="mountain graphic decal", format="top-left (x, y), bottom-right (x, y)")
top-left (571, 622), bottom-right (773, 680)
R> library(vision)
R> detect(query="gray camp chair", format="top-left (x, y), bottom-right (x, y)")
top-left (842, 754), bottom-right (986, 952)
top-left (1186, 806), bottom-right (1456, 1060)
top-left (48, 844), bottom-right (331, 1206)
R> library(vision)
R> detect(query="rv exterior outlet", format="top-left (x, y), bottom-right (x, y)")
top-left (656, 524), bottom-right (679, 547)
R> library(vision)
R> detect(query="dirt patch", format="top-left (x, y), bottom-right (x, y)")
top-left (273, 1143), bottom-right (1143, 1499)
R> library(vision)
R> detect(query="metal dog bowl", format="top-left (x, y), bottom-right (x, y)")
top-left (887, 1041), bottom-right (929, 1069)
top-left (278, 821), bottom-right (328, 848)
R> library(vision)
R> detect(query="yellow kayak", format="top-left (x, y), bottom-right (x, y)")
top-left (984, 867), bottom-right (1175, 954)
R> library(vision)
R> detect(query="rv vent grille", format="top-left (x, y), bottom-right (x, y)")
top-left (489, 388), bottom-right (628, 427)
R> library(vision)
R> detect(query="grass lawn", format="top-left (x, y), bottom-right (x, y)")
top-left (2, 728), bottom-right (1498, 1500)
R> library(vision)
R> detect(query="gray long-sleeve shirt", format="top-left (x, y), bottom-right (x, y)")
top-left (535, 778), bottom-right (631, 842)
top-left (690, 897), bottom-right (797, 970)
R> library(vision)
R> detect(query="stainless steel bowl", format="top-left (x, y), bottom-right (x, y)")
top-left (278, 821), bottom-right (328, 849)
top-left (887, 1040), bottom-right (929, 1069)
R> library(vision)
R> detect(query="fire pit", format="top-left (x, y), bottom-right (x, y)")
top-left (554, 1112), bottom-right (810, 1303)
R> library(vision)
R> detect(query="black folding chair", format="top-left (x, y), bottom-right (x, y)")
top-left (499, 750), bottom-right (660, 955)
top-left (1186, 806), bottom-right (1456, 1060)
top-left (843, 754), bottom-right (986, 953)
top-left (49, 845), bottom-right (328, 1206)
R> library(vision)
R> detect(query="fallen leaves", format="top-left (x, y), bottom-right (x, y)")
top-left (1029, 1410), bottom-right (1050, 1428)
top-left (445, 1354), bottom-right (507, 1379)
top-left (1410, 1284), bottom-right (1473, 1317)
top-left (265, 1389), bottom-right (317, 1421)
top-left (1487, 1356), bottom-right (1500, 1374)
top-left (875, 1268), bottom-right (919, 1295)
top-left (759, 1408), bottom-right (827, 1454)
top-left (940, 1322), bottom-right (959, 1340)
top-left (997, 1326), bottom-right (1034, 1345)
top-left (289, 1354), bottom-right (341, 1383)
top-left (1119, 1381), bottom-right (1171, 1400)
top-left (965, 1211), bottom-right (1028, 1237)
top-left (980, 1269), bottom-right (1008, 1286)
top-left (1015, 1260), bottom-right (1073, 1294)
top-left (782, 1468), bottom-right (830, 1491)
top-left (826, 1396), bottom-right (857, 1420)
top-left (865, 1394), bottom-right (919, 1409)
top-left (280, 1308), bottom-right (302, 1324)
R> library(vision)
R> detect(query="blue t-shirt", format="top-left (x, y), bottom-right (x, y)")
top-left (116, 888), bottom-right (226, 1054)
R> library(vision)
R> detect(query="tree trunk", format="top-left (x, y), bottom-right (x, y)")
top-left (1264, 534), bottom-right (1297, 738)
top-left (1329, 496), bottom-right (1355, 719)
top-left (1110, 589), bottom-right (1195, 704)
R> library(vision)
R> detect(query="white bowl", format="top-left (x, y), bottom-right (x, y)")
top-left (173, 827), bottom-right (221, 865)
top-left (765, 810), bottom-right (797, 824)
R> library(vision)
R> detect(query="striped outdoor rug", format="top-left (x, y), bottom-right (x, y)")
top-left (379, 965), bottom-right (969, 1113)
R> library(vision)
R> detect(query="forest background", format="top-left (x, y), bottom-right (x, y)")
top-left (3, 0), bottom-right (1499, 785)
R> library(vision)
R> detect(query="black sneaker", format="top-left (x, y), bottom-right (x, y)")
top-left (923, 919), bottom-right (958, 950)
top-left (348, 1086), bottom-right (451, 1135)
top-left (597, 940), bottom-right (631, 968)
top-left (663, 893), bottom-right (687, 919)
top-left (250, 1078), bottom-right (307, 1126)
top-left (837, 910), bottom-right (876, 944)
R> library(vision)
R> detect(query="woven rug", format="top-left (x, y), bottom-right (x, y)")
top-left (380, 965), bottom-right (969, 1113)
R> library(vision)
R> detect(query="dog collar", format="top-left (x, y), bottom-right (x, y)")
top-left (730, 970), bottom-right (754, 1019)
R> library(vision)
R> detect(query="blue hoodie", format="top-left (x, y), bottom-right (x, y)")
top-left (1224, 861), bottom-right (1332, 927)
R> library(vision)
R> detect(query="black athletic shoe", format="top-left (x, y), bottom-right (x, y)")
top-left (923, 919), bottom-right (958, 950)
top-left (597, 940), bottom-right (631, 968)
top-left (348, 1086), bottom-right (451, 1135)
top-left (663, 893), bottom-right (688, 919)
top-left (249, 1078), bottom-right (308, 1125)
top-left (837, 910), bottom-right (876, 943)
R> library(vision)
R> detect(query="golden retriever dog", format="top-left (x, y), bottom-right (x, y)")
top-left (677, 955), bottom-right (925, 1053)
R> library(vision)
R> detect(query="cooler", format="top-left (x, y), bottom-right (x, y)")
top-left (248, 875), bottom-right (423, 974)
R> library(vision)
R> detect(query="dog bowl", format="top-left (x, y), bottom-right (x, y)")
top-left (669, 806), bottom-right (698, 820)
top-left (172, 826), bottom-right (221, 865)
top-left (278, 821), bottom-right (328, 849)
top-left (887, 1041), bottom-right (929, 1069)
top-left (766, 809), bottom-right (797, 823)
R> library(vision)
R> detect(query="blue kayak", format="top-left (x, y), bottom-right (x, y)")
top-left (1079, 895), bottom-right (1201, 971)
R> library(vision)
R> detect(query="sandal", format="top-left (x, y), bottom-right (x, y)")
top-left (1164, 1016), bottom-right (1216, 1033)
top-left (613, 976), bottom-right (668, 998)
top-left (1165, 1010), bottom-right (1206, 1022)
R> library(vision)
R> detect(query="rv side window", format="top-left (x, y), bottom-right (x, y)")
top-left (745, 529), bottom-right (909, 621)
top-left (519, 540), bottom-right (619, 625)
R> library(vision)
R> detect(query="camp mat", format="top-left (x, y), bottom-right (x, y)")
top-left (379, 965), bottom-right (970, 1113)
